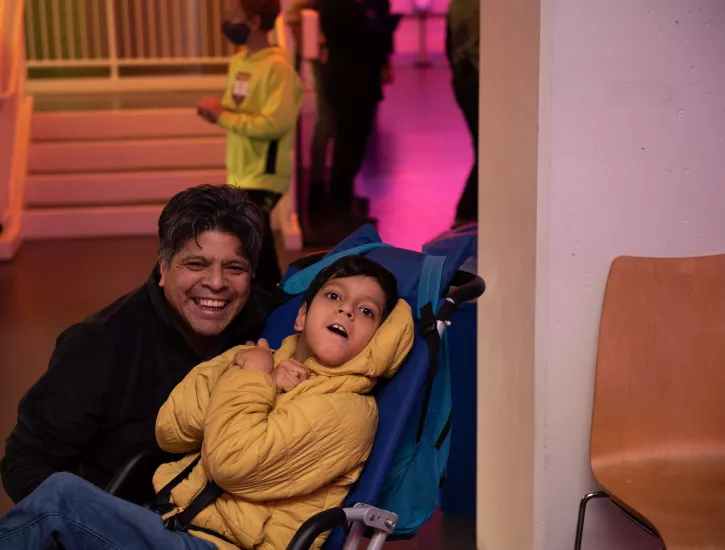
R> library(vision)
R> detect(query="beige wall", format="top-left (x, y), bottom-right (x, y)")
top-left (479, 0), bottom-right (725, 548)
top-left (537, 0), bottom-right (725, 548)
top-left (476, 0), bottom-right (540, 548)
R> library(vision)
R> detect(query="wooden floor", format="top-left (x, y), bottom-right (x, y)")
top-left (0, 65), bottom-right (475, 548)
top-left (0, 237), bottom-right (160, 513)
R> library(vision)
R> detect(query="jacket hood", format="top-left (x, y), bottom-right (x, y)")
top-left (238, 44), bottom-right (291, 63)
top-left (273, 299), bottom-right (414, 380)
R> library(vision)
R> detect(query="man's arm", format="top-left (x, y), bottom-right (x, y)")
top-left (216, 63), bottom-right (301, 140)
top-left (201, 367), bottom-right (377, 501)
top-left (0, 323), bottom-right (112, 502)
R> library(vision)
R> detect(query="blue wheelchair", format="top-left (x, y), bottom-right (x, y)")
top-left (107, 226), bottom-right (485, 550)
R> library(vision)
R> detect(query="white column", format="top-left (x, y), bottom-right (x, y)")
top-left (477, 0), bottom-right (725, 548)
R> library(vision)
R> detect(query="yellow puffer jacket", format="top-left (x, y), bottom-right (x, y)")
top-left (153, 300), bottom-right (414, 550)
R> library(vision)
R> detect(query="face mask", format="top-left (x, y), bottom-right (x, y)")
top-left (222, 21), bottom-right (251, 45)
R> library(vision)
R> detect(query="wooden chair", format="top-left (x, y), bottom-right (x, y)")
top-left (575, 254), bottom-right (725, 550)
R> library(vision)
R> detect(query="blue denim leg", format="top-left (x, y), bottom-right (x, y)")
top-left (0, 473), bottom-right (216, 550)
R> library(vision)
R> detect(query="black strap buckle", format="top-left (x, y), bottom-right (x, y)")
top-left (146, 502), bottom-right (188, 531)
top-left (163, 513), bottom-right (189, 532)
top-left (419, 302), bottom-right (438, 337)
top-left (145, 502), bottom-right (176, 515)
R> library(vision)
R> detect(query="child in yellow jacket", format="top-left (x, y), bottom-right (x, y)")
top-left (0, 256), bottom-right (414, 550)
top-left (196, 0), bottom-right (303, 292)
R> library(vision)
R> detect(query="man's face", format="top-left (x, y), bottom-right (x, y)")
top-left (294, 275), bottom-right (386, 366)
top-left (159, 231), bottom-right (252, 338)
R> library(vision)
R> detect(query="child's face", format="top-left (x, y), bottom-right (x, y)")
top-left (294, 275), bottom-right (387, 366)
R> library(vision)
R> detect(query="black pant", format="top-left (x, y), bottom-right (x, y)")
top-left (328, 99), bottom-right (378, 212)
top-left (452, 63), bottom-right (479, 222)
top-left (244, 190), bottom-right (282, 293)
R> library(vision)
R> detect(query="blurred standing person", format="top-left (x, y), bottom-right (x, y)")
top-left (447, 0), bottom-right (480, 227)
top-left (196, 0), bottom-right (303, 291)
top-left (316, 0), bottom-right (397, 226)
top-left (285, 0), bottom-right (335, 208)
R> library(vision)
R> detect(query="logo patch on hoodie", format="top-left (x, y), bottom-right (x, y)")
top-left (233, 72), bottom-right (251, 105)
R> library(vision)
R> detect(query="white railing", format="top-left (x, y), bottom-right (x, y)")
top-left (18, 0), bottom-right (302, 250)
top-left (24, 0), bottom-right (293, 91)
top-left (25, 0), bottom-right (236, 76)
top-left (0, 0), bottom-right (26, 100)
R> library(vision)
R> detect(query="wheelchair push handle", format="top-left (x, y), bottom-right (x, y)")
top-left (447, 270), bottom-right (486, 306)
top-left (286, 508), bottom-right (348, 550)
top-left (286, 504), bottom-right (398, 550)
top-left (435, 271), bottom-right (486, 327)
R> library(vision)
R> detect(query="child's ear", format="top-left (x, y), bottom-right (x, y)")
top-left (293, 303), bottom-right (307, 332)
top-left (248, 13), bottom-right (262, 31)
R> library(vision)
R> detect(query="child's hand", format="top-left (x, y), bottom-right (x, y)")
top-left (271, 359), bottom-right (310, 393)
top-left (196, 96), bottom-right (223, 123)
top-left (196, 107), bottom-right (216, 124)
top-left (233, 338), bottom-right (274, 375)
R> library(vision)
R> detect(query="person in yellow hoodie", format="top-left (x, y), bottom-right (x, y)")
top-left (0, 256), bottom-right (414, 550)
top-left (196, 0), bottom-right (303, 293)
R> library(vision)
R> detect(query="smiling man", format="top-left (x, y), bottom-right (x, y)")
top-left (0, 185), bottom-right (280, 506)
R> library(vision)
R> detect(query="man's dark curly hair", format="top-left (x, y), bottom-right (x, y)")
top-left (158, 185), bottom-right (264, 270)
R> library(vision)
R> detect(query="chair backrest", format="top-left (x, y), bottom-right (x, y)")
top-left (590, 254), bottom-right (725, 543)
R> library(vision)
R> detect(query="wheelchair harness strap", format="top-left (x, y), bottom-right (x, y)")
top-left (165, 480), bottom-right (225, 532)
top-left (150, 455), bottom-right (233, 545)
top-left (415, 255), bottom-right (446, 445)
top-left (416, 302), bottom-right (441, 443)
top-left (153, 455), bottom-right (201, 505)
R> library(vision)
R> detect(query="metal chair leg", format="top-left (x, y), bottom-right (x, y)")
top-left (574, 490), bottom-right (663, 550)
top-left (574, 491), bottom-right (610, 550)
top-left (608, 498), bottom-right (663, 542)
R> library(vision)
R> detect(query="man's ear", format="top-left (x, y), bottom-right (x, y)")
top-left (158, 258), bottom-right (168, 287)
top-left (293, 303), bottom-right (307, 332)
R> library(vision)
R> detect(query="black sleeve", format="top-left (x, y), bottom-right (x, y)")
top-left (378, 0), bottom-right (396, 57)
top-left (318, 0), bottom-right (369, 51)
top-left (0, 323), bottom-right (113, 503)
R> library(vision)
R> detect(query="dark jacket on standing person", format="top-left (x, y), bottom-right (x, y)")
top-left (446, 0), bottom-right (480, 72)
top-left (0, 268), bottom-right (279, 505)
top-left (317, 0), bottom-right (397, 105)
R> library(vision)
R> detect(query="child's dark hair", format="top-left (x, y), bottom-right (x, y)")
top-left (302, 256), bottom-right (399, 320)
top-left (242, 0), bottom-right (280, 31)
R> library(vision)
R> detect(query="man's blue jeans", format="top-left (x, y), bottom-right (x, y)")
top-left (0, 473), bottom-right (216, 549)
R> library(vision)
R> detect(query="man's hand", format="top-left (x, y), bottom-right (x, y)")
top-left (233, 338), bottom-right (274, 376)
top-left (196, 96), bottom-right (223, 123)
top-left (271, 359), bottom-right (310, 393)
